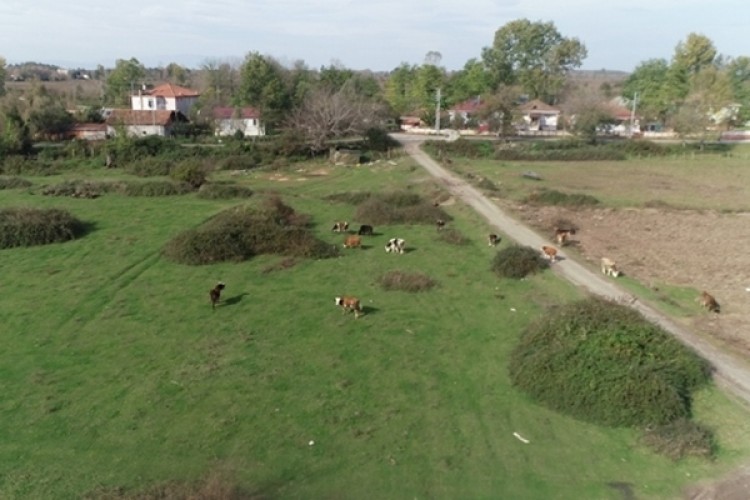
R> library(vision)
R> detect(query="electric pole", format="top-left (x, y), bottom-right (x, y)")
top-left (435, 88), bottom-right (442, 133)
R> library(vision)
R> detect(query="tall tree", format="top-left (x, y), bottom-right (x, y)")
top-left (622, 59), bottom-right (671, 122)
top-left (673, 33), bottom-right (717, 76)
top-left (165, 62), bottom-right (190, 86)
top-left (481, 19), bottom-right (587, 102)
top-left (446, 58), bottom-right (493, 105)
top-left (727, 56), bottom-right (750, 125)
top-left (383, 63), bottom-right (419, 115)
top-left (0, 56), bottom-right (6, 96)
top-left (104, 58), bottom-right (146, 106)
top-left (237, 52), bottom-right (290, 130)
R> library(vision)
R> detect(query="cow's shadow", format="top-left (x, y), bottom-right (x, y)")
top-left (223, 293), bottom-right (250, 307)
top-left (360, 305), bottom-right (379, 316)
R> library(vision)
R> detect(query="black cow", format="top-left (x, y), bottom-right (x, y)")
top-left (358, 224), bottom-right (374, 236)
top-left (209, 282), bottom-right (226, 310)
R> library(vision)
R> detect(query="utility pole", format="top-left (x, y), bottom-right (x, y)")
top-left (630, 91), bottom-right (639, 136)
top-left (435, 88), bottom-right (442, 133)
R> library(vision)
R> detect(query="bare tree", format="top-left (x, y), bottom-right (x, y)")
top-left (285, 81), bottom-right (386, 151)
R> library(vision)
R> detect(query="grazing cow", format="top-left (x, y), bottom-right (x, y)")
top-left (357, 224), bottom-right (374, 236)
top-left (601, 257), bottom-right (621, 277)
top-left (343, 235), bottom-right (362, 249)
top-left (209, 282), bottom-right (226, 310)
top-left (332, 221), bottom-right (349, 233)
top-left (554, 228), bottom-right (576, 246)
top-left (335, 295), bottom-right (363, 318)
top-left (698, 291), bottom-right (721, 313)
top-left (488, 234), bottom-right (500, 246)
top-left (385, 238), bottom-right (406, 254)
top-left (541, 245), bottom-right (558, 262)
top-left (436, 219), bottom-right (446, 231)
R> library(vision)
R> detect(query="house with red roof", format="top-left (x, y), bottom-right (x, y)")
top-left (517, 99), bottom-right (560, 131)
top-left (212, 107), bottom-right (265, 137)
top-left (448, 96), bottom-right (485, 127)
top-left (130, 83), bottom-right (200, 116)
top-left (105, 109), bottom-right (188, 137)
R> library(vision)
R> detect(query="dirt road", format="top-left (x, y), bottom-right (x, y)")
top-left (396, 135), bottom-right (750, 406)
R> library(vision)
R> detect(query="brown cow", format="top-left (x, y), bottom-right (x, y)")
top-left (209, 282), bottom-right (226, 310)
top-left (698, 291), bottom-right (721, 313)
top-left (343, 235), bottom-right (362, 248)
top-left (335, 295), bottom-right (363, 318)
top-left (554, 228), bottom-right (576, 247)
top-left (541, 245), bottom-right (558, 263)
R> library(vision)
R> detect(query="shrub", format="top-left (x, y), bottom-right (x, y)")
top-left (122, 181), bottom-right (193, 197)
top-left (197, 183), bottom-right (254, 200)
top-left (216, 154), bottom-right (261, 171)
top-left (0, 207), bottom-right (89, 248)
top-left (124, 156), bottom-right (173, 177)
top-left (641, 418), bottom-right (716, 461)
top-left (378, 270), bottom-right (438, 292)
top-left (508, 298), bottom-right (712, 428)
top-left (491, 245), bottom-right (548, 279)
top-left (41, 180), bottom-right (114, 198)
top-left (325, 191), bottom-right (373, 205)
top-left (0, 176), bottom-right (32, 190)
top-left (365, 127), bottom-right (399, 152)
top-left (354, 191), bottom-right (450, 226)
top-left (524, 189), bottom-right (600, 207)
top-left (476, 177), bottom-right (500, 192)
top-left (163, 199), bottom-right (337, 265)
top-left (170, 159), bottom-right (209, 188)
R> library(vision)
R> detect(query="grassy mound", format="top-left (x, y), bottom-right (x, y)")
top-left (509, 298), bottom-right (712, 428)
top-left (641, 418), bottom-right (715, 461)
top-left (0, 207), bottom-right (89, 248)
top-left (163, 196), bottom-right (338, 265)
top-left (355, 191), bottom-right (450, 225)
top-left (0, 176), bottom-right (33, 190)
top-left (491, 245), bottom-right (548, 279)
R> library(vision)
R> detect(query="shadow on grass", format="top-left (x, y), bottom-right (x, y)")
top-left (223, 293), bottom-right (250, 307)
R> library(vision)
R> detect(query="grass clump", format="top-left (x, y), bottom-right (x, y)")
top-left (163, 196), bottom-right (338, 265)
top-left (0, 176), bottom-right (32, 190)
top-left (491, 245), bottom-right (548, 279)
top-left (378, 270), bottom-right (438, 292)
top-left (0, 207), bottom-right (89, 248)
top-left (524, 188), bottom-right (600, 207)
top-left (641, 418), bottom-right (716, 461)
top-left (509, 297), bottom-right (712, 443)
top-left (122, 181), bottom-right (194, 197)
top-left (197, 183), bottom-right (254, 200)
top-left (325, 191), bottom-right (374, 205)
top-left (438, 227), bottom-right (470, 246)
top-left (354, 191), bottom-right (450, 225)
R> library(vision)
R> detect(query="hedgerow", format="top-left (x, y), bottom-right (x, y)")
top-left (196, 183), bottom-right (254, 200)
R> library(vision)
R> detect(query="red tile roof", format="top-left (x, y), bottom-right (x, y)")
top-left (450, 97), bottom-right (484, 112)
top-left (145, 83), bottom-right (200, 98)
top-left (212, 107), bottom-right (261, 119)
top-left (518, 99), bottom-right (559, 113)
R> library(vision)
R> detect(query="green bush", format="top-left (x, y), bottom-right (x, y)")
top-left (125, 157), bottom-right (173, 177)
top-left (508, 298), bottom-right (712, 428)
top-left (438, 228), bottom-right (470, 246)
top-left (524, 189), bottom-right (600, 207)
top-left (325, 191), bottom-right (374, 205)
top-left (378, 270), bottom-right (438, 292)
top-left (491, 245), bottom-right (548, 279)
top-left (170, 159), bottom-right (209, 188)
top-left (196, 183), bottom-right (254, 200)
top-left (0, 176), bottom-right (32, 190)
top-left (163, 199), bottom-right (338, 265)
top-left (40, 180), bottom-right (120, 198)
top-left (641, 418), bottom-right (716, 461)
top-left (0, 207), bottom-right (89, 248)
top-left (216, 154), bottom-right (261, 171)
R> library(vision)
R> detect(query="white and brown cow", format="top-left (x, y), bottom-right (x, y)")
top-left (335, 295), bottom-right (363, 318)
top-left (488, 234), bottom-right (500, 246)
top-left (600, 257), bottom-right (621, 278)
top-left (332, 221), bottom-right (349, 233)
top-left (436, 219), bottom-right (446, 231)
top-left (343, 235), bottom-right (362, 249)
top-left (385, 238), bottom-right (406, 254)
top-left (541, 245), bottom-right (559, 263)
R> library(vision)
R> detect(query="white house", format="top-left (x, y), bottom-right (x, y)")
top-left (212, 107), bottom-right (265, 137)
top-left (131, 83), bottom-right (200, 116)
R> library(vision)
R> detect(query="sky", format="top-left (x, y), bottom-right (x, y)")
top-left (1, 0), bottom-right (748, 73)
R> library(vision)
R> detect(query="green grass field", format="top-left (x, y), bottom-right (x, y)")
top-left (2, 154), bottom-right (750, 499)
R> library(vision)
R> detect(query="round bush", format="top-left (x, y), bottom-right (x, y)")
top-left (491, 245), bottom-right (548, 279)
top-left (509, 298), bottom-right (712, 427)
top-left (0, 207), bottom-right (88, 248)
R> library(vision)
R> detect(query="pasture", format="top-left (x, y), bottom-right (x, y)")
top-left (2, 153), bottom-right (750, 498)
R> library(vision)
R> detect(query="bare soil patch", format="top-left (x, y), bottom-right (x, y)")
top-left (507, 203), bottom-right (750, 359)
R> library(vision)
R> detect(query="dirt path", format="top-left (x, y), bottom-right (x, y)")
top-left (396, 135), bottom-right (750, 406)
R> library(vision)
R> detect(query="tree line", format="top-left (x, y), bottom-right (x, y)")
top-left (1, 19), bottom-right (749, 154)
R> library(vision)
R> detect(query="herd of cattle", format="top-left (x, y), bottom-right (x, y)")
top-left (209, 219), bottom-right (721, 316)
